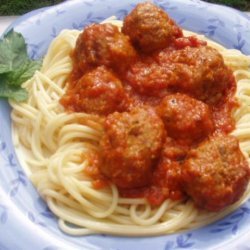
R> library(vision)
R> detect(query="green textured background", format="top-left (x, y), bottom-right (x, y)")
top-left (0, 0), bottom-right (249, 15)
top-left (206, 0), bottom-right (250, 10)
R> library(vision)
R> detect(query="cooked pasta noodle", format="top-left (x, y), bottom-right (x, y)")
top-left (10, 20), bottom-right (250, 236)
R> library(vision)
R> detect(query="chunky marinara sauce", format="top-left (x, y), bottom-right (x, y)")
top-left (60, 3), bottom-right (249, 212)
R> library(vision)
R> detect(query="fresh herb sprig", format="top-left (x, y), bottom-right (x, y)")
top-left (0, 29), bottom-right (42, 101)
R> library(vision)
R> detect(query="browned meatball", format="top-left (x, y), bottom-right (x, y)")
top-left (74, 23), bottom-right (137, 73)
top-left (60, 66), bottom-right (128, 115)
top-left (122, 3), bottom-right (182, 52)
top-left (125, 46), bottom-right (233, 102)
top-left (157, 93), bottom-right (214, 142)
top-left (99, 107), bottom-right (165, 189)
top-left (125, 56), bottom-right (174, 96)
top-left (151, 137), bottom-right (189, 203)
top-left (157, 46), bottom-right (234, 104)
top-left (182, 135), bottom-right (250, 211)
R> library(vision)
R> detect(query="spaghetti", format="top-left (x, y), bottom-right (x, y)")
top-left (10, 19), bottom-right (250, 236)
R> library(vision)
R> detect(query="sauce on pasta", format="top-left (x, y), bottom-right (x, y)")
top-left (10, 4), bottom-right (250, 235)
top-left (60, 3), bottom-right (249, 212)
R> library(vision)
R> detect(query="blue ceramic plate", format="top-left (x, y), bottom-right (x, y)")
top-left (1, 0), bottom-right (250, 249)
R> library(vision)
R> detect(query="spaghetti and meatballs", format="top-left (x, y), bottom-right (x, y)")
top-left (11, 2), bottom-right (250, 236)
top-left (61, 2), bottom-right (249, 212)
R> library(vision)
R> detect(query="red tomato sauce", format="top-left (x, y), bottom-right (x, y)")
top-left (60, 5), bottom-right (238, 207)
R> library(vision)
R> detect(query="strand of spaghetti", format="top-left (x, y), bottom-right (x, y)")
top-left (58, 219), bottom-right (95, 236)
top-left (58, 124), bottom-right (101, 145)
top-left (40, 187), bottom-right (134, 220)
top-left (130, 200), bottom-right (172, 226)
top-left (55, 149), bottom-right (120, 218)
top-left (46, 198), bottom-right (197, 236)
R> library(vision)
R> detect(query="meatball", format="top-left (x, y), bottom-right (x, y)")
top-left (125, 56), bottom-right (175, 96)
top-left (74, 23), bottom-right (137, 73)
top-left (157, 93), bottom-right (214, 142)
top-left (160, 137), bottom-right (189, 161)
top-left (122, 3), bottom-right (182, 52)
top-left (152, 160), bottom-right (184, 203)
top-left (157, 46), bottom-right (234, 104)
top-left (182, 135), bottom-right (250, 212)
top-left (60, 66), bottom-right (128, 115)
top-left (151, 138), bottom-right (189, 204)
top-left (99, 107), bottom-right (165, 189)
top-left (125, 46), bottom-right (233, 101)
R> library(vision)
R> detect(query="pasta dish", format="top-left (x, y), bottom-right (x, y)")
top-left (10, 3), bottom-right (250, 236)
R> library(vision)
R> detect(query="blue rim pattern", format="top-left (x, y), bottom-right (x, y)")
top-left (0, 0), bottom-right (250, 249)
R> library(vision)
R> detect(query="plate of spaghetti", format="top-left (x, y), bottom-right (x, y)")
top-left (1, 0), bottom-right (250, 249)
